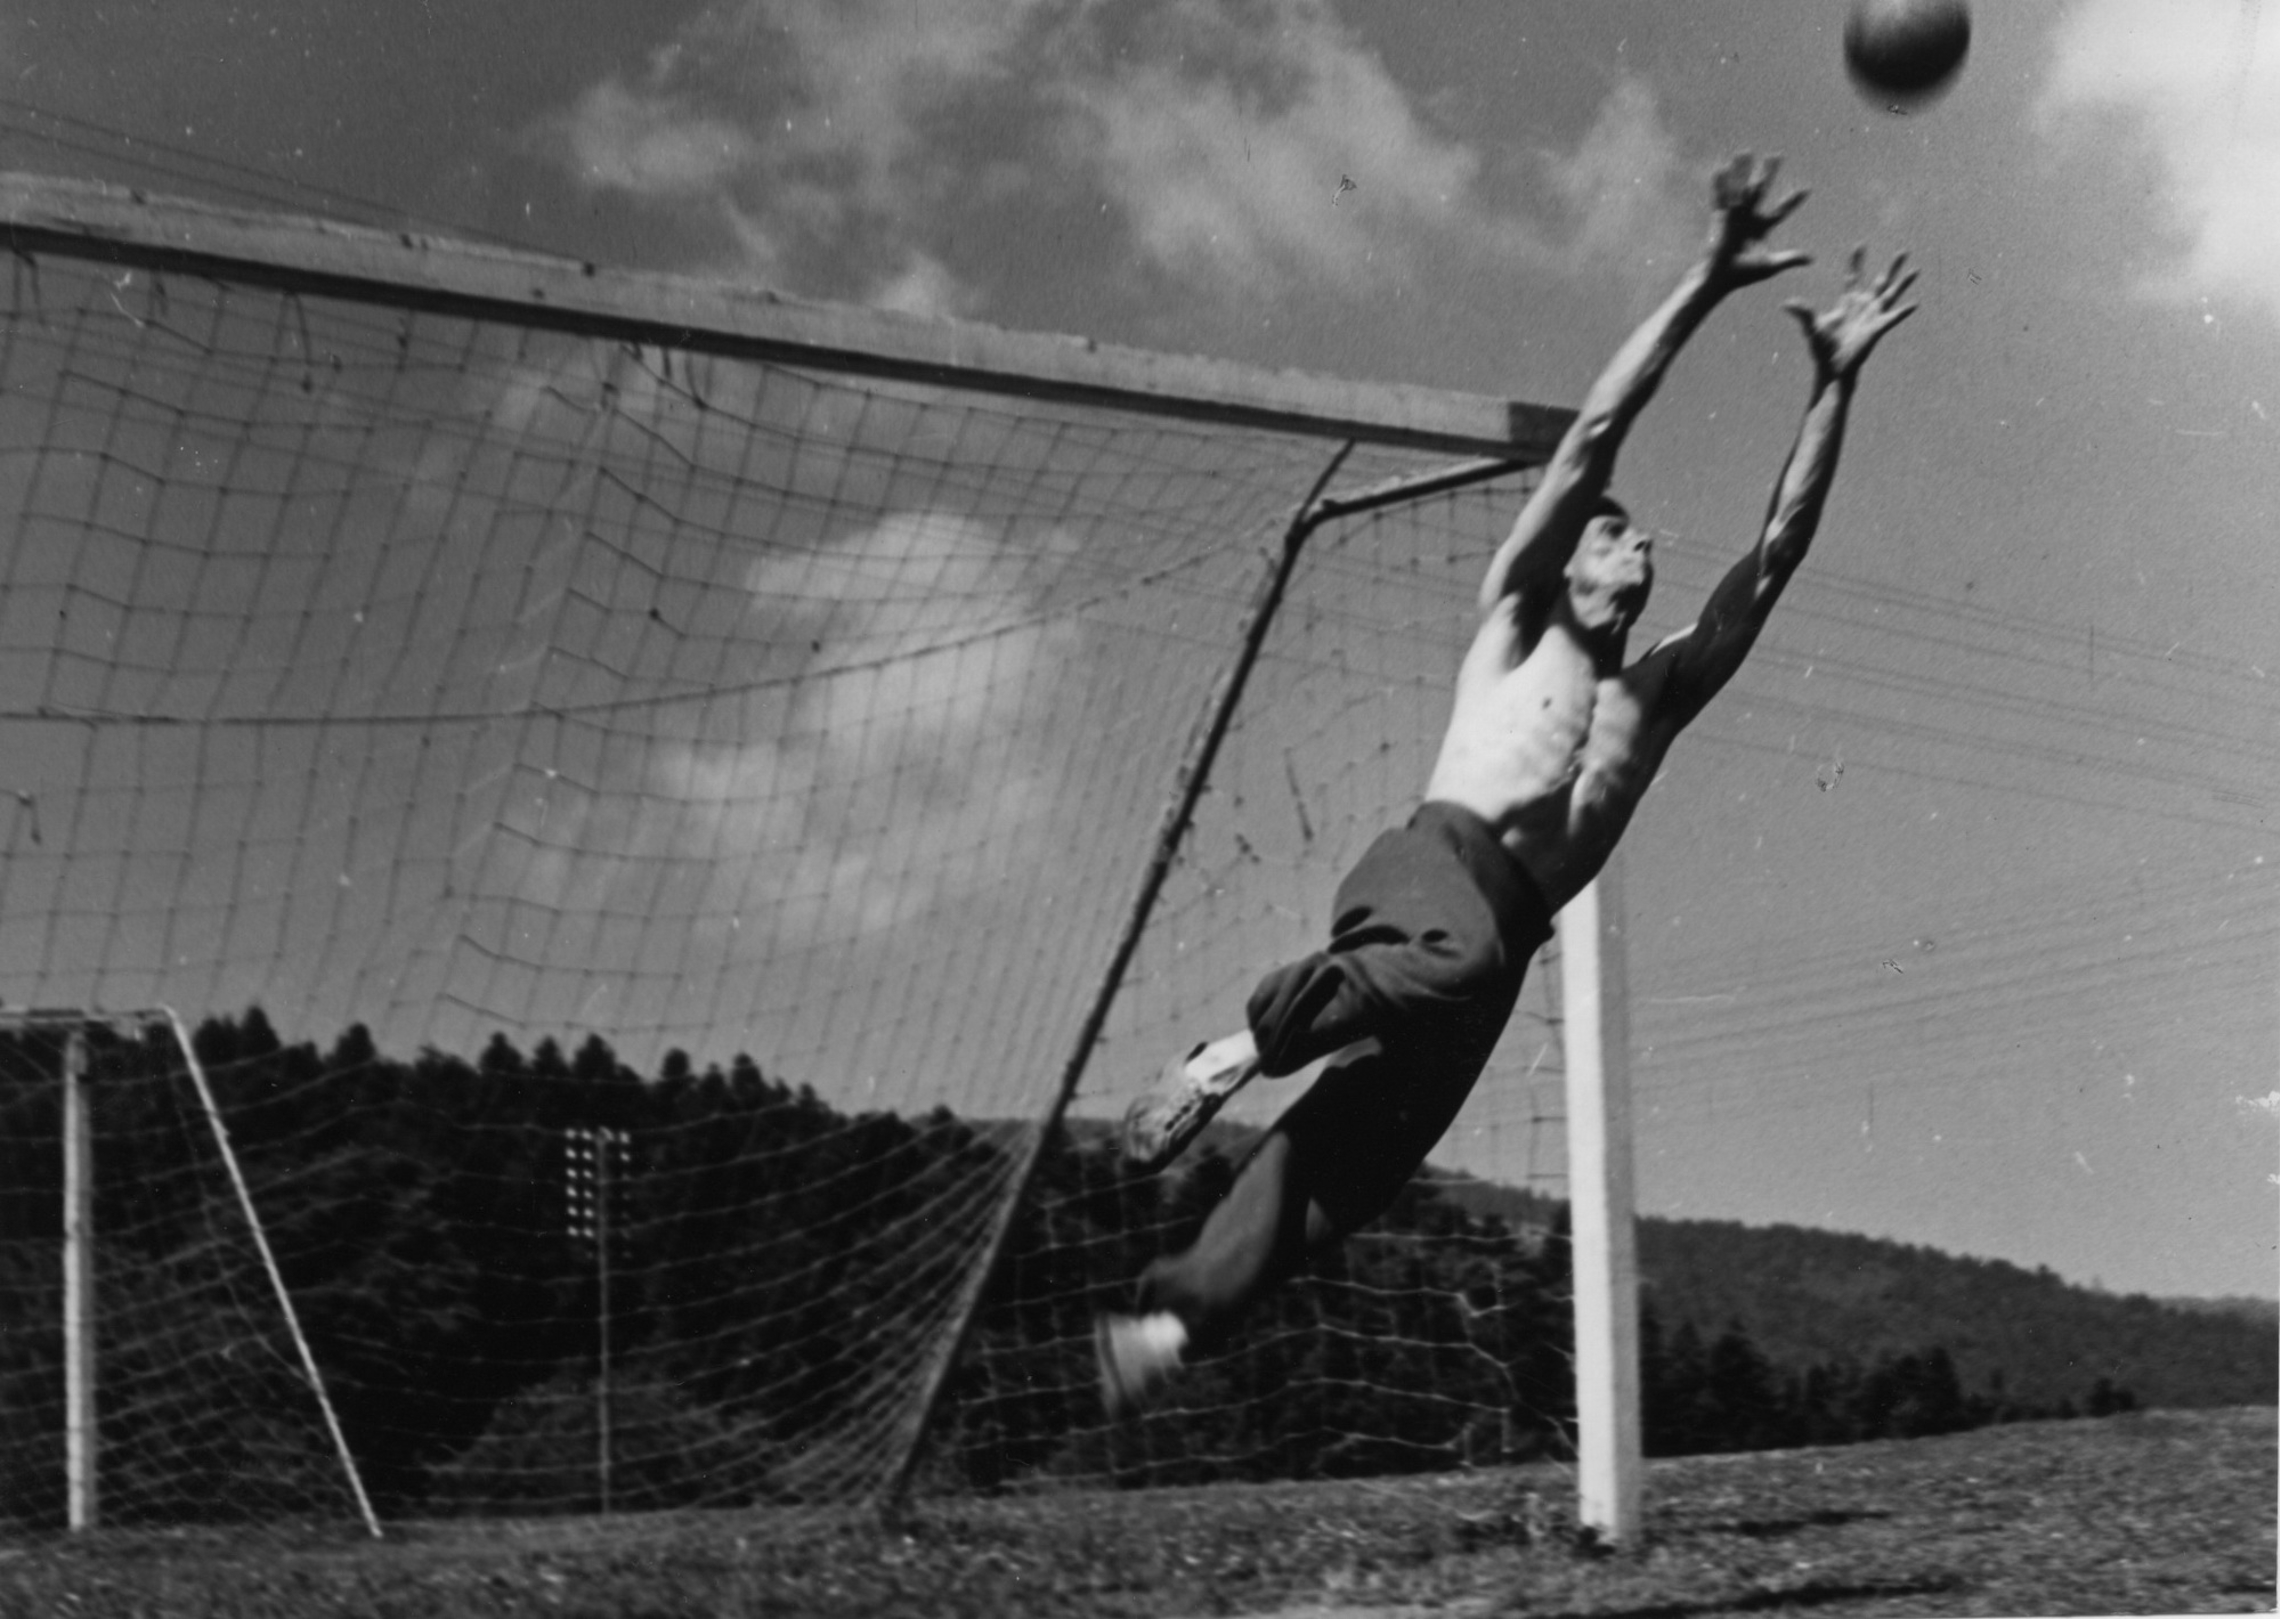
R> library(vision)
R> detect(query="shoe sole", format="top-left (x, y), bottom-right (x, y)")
top-left (1120, 1047), bottom-right (1258, 1174)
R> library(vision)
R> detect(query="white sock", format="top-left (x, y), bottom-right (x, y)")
top-left (1134, 1311), bottom-right (1188, 1367)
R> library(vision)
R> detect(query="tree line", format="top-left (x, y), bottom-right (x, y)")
top-left (0, 1010), bottom-right (2130, 1525)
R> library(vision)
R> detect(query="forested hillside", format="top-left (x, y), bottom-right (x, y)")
top-left (1430, 1175), bottom-right (2274, 1412)
top-left (0, 1010), bottom-right (2257, 1527)
top-left (1635, 1219), bottom-right (2274, 1412)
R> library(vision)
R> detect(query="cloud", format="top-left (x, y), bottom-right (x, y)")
top-left (541, 0), bottom-right (1055, 300)
top-left (1068, 5), bottom-right (1693, 297)
top-left (388, 332), bottom-right (1090, 960)
top-left (527, 0), bottom-right (1699, 307)
top-left (1066, 0), bottom-right (1492, 291)
top-left (2039, 0), bottom-right (2280, 324)
top-left (482, 504), bottom-right (1086, 974)
top-left (657, 509), bottom-right (1085, 946)
top-left (868, 252), bottom-right (976, 320)
top-left (558, 72), bottom-right (763, 196)
top-left (1537, 80), bottom-right (1697, 290)
top-left (754, 0), bottom-right (1058, 192)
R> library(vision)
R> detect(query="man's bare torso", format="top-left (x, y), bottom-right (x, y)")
top-left (1423, 597), bottom-right (1681, 913)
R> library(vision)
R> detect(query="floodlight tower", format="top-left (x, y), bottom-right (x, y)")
top-left (565, 1126), bottom-right (630, 1512)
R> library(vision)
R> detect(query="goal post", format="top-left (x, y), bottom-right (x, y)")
top-left (1557, 861), bottom-right (1643, 1544)
top-left (0, 171), bottom-right (1640, 1523)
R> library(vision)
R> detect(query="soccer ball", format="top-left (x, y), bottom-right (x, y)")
top-left (1844, 0), bottom-right (1970, 103)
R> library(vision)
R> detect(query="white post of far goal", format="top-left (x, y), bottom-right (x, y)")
top-left (1558, 853), bottom-right (1643, 1544)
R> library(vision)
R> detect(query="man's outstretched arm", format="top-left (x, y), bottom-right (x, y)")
top-left (1478, 154), bottom-right (1810, 614)
top-left (1656, 247), bottom-right (1918, 722)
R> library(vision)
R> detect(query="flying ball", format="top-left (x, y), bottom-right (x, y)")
top-left (1844, 0), bottom-right (1970, 103)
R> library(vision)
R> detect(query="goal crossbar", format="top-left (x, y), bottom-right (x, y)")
top-left (0, 172), bottom-right (1570, 462)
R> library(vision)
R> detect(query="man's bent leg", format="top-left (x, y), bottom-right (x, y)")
top-left (1099, 1007), bottom-right (1516, 1415)
top-left (1119, 805), bottom-right (1544, 1178)
top-left (1105, 1049), bottom-right (1419, 1416)
top-left (1132, 1128), bottom-right (1320, 1349)
top-left (1134, 1026), bottom-right (1499, 1352)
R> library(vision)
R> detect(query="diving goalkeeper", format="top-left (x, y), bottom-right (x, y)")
top-left (1098, 155), bottom-right (1916, 1414)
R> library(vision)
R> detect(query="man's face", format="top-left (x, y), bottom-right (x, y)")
top-left (1566, 512), bottom-right (1654, 631)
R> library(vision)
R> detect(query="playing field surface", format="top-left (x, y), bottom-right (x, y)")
top-left (5, 1405), bottom-right (2269, 1617)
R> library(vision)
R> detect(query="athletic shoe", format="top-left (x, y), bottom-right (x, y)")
top-left (1120, 1038), bottom-right (1261, 1173)
top-left (1095, 1311), bottom-right (1187, 1419)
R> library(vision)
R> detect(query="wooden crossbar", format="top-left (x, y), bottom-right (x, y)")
top-left (0, 172), bottom-right (1571, 462)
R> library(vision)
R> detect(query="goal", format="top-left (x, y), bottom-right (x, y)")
top-left (0, 1007), bottom-right (376, 1532)
top-left (0, 173), bottom-right (1589, 1522)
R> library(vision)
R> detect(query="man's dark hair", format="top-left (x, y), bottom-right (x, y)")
top-left (1590, 494), bottom-right (1631, 528)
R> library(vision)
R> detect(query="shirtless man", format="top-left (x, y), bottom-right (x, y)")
top-left (1097, 155), bottom-right (1916, 1415)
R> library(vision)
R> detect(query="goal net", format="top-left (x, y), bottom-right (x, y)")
top-left (0, 175), bottom-right (1581, 1521)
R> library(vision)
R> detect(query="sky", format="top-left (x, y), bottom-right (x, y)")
top-left (0, 0), bottom-right (2271, 1302)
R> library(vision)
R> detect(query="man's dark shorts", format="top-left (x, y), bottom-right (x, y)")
top-left (1241, 801), bottom-right (1556, 1234)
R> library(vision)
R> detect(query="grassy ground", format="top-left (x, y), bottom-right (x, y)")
top-left (2, 1406), bottom-right (2270, 1618)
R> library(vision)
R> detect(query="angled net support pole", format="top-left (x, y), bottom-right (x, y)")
top-left (158, 1008), bottom-right (385, 1540)
top-left (872, 442), bottom-right (1354, 1508)
top-left (1557, 854), bottom-right (1643, 1544)
top-left (877, 448), bottom-right (1531, 1510)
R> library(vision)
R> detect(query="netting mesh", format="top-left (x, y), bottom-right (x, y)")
top-left (0, 227), bottom-right (1577, 1522)
top-left (963, 484), bottom-right (1579, 1491)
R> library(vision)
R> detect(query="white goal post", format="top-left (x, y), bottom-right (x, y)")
top-left (1557, 862), bottom-right (1642, 1544)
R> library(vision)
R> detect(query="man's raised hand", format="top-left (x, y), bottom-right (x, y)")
top-left (1785, 246), bottom-right (1918, 381)
top-left (1705, 153), bottom-right (1811, 291)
